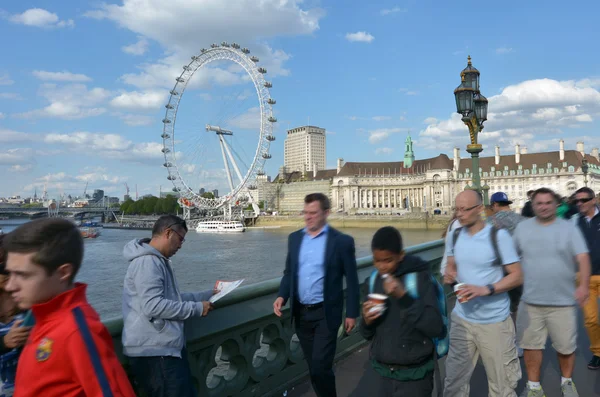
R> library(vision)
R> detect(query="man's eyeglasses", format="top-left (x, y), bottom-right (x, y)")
top-left (574, 197), bottom-right (594, 204)
top-left (165, 222), bottom-right (186, 243)
top-left (455, 204), bottom-right (481, 214)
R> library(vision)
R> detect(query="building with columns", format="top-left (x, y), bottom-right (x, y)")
top-left (259, 137), bottom-right (600, 214)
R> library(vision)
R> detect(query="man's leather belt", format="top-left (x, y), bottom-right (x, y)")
top-left (296, 301), bottom-right (324, 311)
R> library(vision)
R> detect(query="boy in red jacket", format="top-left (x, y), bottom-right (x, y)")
top-left (3, 218), bottom-right (135, 397)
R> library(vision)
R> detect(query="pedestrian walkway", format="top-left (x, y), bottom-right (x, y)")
top-left (287, 310), bottom-right (600, 397)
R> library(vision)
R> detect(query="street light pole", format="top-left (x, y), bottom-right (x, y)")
top-left (454, 56), bottom-right (489, 205)
top-left (582, 159), bottom-right (589, 187)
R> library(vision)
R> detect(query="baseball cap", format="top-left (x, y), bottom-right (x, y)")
top-left (490, 192), bottom-right (513, 204)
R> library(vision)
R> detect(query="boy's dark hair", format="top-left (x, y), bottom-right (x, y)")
top-left (575, 187), bottom-right (595, 198)
top-left (0, 234), bottom-right (6, 275)
top-left (371, 226), bottom-right (403, 254)
top-left (531, 187), bottom-right (558, 203)
top-left (152, 215), bottom-right (187, 237)
top-left (2, 218), bottom-right (83, 282)
top-left (304, 193), bottom-right (331, 211)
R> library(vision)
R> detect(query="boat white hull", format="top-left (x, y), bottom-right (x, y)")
top-left (196, 221), bottom-right (245, 233)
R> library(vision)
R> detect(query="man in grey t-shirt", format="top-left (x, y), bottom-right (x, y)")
top-left (513, 188), bottom-right (591, 397)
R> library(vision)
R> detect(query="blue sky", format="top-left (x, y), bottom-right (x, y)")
top-left (1, 0), bottom-right (599, 199)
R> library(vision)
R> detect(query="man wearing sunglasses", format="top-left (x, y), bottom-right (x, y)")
top-left (572, 187), bottom-right (600, 370)
top-left (122, 215), bottom-right (214, 397)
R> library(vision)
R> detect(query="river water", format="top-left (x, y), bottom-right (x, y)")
top-left (0, 220), bottom-right (441, 319)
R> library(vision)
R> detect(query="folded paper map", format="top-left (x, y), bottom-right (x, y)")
top-left (210, 279), bottom-right (244, 303)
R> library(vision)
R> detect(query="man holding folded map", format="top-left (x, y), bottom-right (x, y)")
top-left (121, 215), bottom-right (217, 397)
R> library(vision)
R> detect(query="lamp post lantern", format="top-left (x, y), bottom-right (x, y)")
top-left (582, 159), bottom-right (589, 187)
top-left (454, 56), bottom-right (489, 204)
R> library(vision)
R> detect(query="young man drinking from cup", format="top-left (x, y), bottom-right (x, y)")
top-left (360, 226), bottom-right (444, 397)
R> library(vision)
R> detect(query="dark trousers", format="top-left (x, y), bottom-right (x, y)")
top-left (372, 369), bottom-right (434, 397)
top-left (128, 349), bottom-right (196, 397)
top-left (294, 305), bottom-right (339, 397)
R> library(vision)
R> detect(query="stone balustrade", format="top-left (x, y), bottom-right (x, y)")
top-left (104, 239), bottom-right (445, 396)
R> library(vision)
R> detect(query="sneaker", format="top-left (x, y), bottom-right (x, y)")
top-left (519, 385), bottom-right (545, 397)
top-left (561, 380), bottom-right (578, 397)
top-left (588, 355), bottom-right (600, 370)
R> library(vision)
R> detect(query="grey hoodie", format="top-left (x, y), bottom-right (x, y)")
top-left (122, 238), bottom-right (212, 358)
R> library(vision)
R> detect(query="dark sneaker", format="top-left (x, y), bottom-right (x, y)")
top-left (588, 355), bottom-right (600, 370)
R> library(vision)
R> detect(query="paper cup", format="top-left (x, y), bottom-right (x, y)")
top-left (368, 293), bottom-right (388, 305)
top-left (454, 283), bottom-right (468, 303)
top-left (368, 304), bottom-right (386, 314)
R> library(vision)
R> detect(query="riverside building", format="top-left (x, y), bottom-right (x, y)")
top-left (259, 137), bottom-right (600, 215)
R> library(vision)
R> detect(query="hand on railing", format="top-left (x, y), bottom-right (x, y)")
top-left (273, 297), bottom-right (284, 317)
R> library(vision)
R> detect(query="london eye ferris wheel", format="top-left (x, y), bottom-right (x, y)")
top-left (161, 42), bottom-right (277, 219)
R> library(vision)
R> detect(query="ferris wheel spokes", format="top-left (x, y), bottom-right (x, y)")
top-left (207, 124), bottom-right (248, 200)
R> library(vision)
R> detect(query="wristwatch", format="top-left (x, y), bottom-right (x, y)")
top-left (486, 284), bottom-right (495, 296)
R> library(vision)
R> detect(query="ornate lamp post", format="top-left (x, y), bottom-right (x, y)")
top-left (454, 56), bottom-right (489, 204)
top-left (582, 159), bottom-right (589, 187)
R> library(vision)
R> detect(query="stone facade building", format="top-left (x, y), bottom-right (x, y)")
top-left (259, 137), bottom-right (600, 214)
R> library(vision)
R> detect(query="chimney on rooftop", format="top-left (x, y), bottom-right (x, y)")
top-left (495, 146), bottom-right (500, 165)
top-left (559, 139), bottom-right (565, 161)
top-left (337, 158), bottom-right (344, 174)
top-left (521, 146), bottom-right (528, 154)
top-left (592, 148), bottom-right (599, 161)
top-left (453, 148), bottom-right (460, 171)
top-left (577, 141), bottom-right (585, 157)
top-left (515, 144), bottom-right (521, 164)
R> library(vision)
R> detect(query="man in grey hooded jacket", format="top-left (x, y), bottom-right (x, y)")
top-left (122, 215), bottom-right (213, 397)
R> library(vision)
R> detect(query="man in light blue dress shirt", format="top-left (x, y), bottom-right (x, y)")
top-left (274, 193), bottom-right (360, 397)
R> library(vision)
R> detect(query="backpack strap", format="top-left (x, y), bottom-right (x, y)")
top-left (452, 227), bottom-right (462, 252)
top-left (490, 226), bottom-right (503, 266)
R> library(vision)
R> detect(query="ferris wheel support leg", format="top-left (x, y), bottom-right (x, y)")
top-left (221, 139), bottom-right (245, 185)
top-left (219, 136), bottom-right (236, 193)
top-left (182, 206), bottom-right (191, 220)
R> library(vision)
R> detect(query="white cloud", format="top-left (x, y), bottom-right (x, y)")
top-left (198, 93), bottom-right (212, 101)
top-left (372, 116), bottom-right (391, 121)
top-left (418, 77), bottom-right (600, 152)
top-left (0, 74), bottom-right (14, 86)
top-left (345, 31), bottom-right (374, 43)
top-left (424, 117), bottom-right (438, 124)
top-left (85, 0), bottom-right (319, 89)
top-left (0, 148), bottom-right (35, 167)
top-left (368, 128), bottom-right (407, 144)
top-left (32, 70), bottom-right (92, 82)
top-left (380, 7), bottom-right (407, 15)
top-left (9, 8), bottom-right (74, 29)
top-left (227, 107), bottom-right (261, 130)
top-left (346, 115), bottom-right (366, 121)
top-left (181, 164), bottom-right (196, 174)
top-left (43, 131), bottom-right (168, 164)
top-left (122, 36), bottom-right (149, 56)
top-left (0, 113), bottom-right (4, 119)
top-left (0, 129), bottom-right (35, 143)
top-left (118, 114), bottom-right (155, 126)
top-left (15, 83), bottom-right (110, 120)
top-left (110, 90), bottom-right (166, 111)
top-left (375, 147), bottom-right (394, 155)
top-left (496, 47), bottom-right (514, 54)
top-left (10, 164), bottom-right (34, 172)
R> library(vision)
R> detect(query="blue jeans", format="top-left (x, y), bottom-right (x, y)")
top-left (128, 349), bottom-right (197, 397)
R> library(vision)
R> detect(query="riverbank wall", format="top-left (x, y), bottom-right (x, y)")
top-left (256, 214), bottom-right (450, 230)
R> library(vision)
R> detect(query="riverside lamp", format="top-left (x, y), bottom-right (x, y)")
top-left (582, 159), bottom-right (589, 187)
top-left (454, 56), bottom-right (489, 204)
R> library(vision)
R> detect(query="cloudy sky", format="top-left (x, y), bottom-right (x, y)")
top-left (1, 1), bottom-right (599, 199)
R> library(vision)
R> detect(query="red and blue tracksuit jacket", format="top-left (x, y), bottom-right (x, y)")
top-left (14, 283), bottom-right (135, 397)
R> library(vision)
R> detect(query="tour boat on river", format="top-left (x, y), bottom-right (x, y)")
top-left (196, 220), bottom-right (245, 233)
top-left (79, 221), bottom-right (102, 239)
